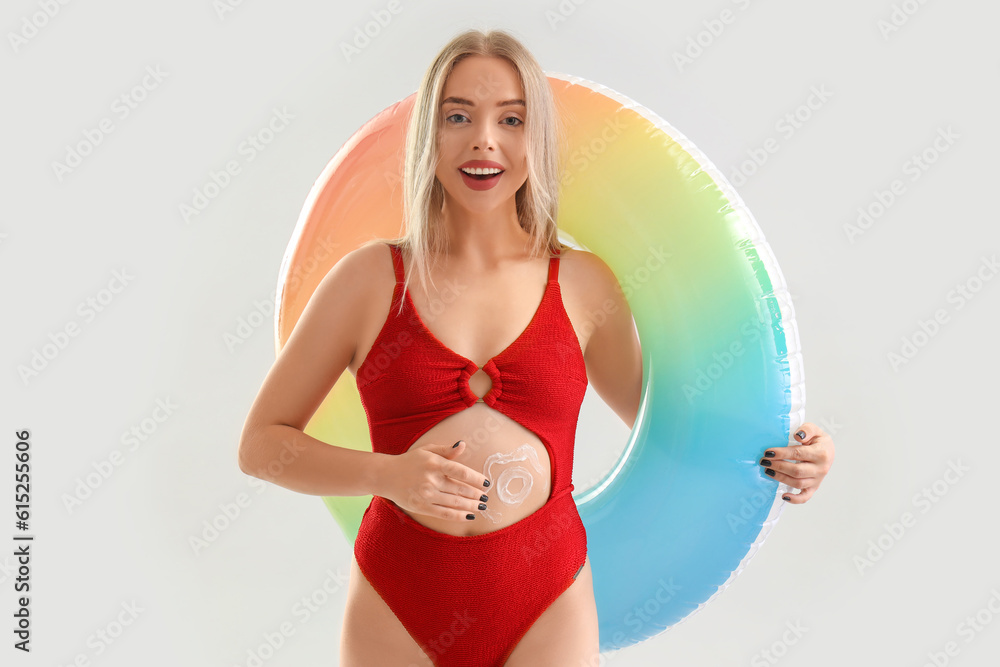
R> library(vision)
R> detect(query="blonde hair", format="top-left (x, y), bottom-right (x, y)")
top-left (364, 28), bottom-right (568, 316)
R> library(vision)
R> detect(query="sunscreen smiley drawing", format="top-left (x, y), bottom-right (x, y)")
top-left (481, 444), bottom-right (545, 523)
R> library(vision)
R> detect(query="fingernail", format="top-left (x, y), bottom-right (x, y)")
top-left (478, 503), bottom-right (487, 510)
top-left (782, 495), bottom-right (790, 501)
top-left (764, 450), bottom-right (775, 458)
top-left (466, 514), bottom-right (475, 520)
top-left (483, 479), bottom-right (490, 487)
top-left (759, 459), bottom-right (771, 467)
top-left (480, 495), bottom-right (488, 502)
top-left (453, 441), bottom-right (461, 448)
top-left (795, 430), bottom-right (806, 440)
top-left (765, 468), bottom-right (776, 477)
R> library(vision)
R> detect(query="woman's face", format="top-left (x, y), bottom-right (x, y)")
top-left (434, 55), bottom-right (528, 215)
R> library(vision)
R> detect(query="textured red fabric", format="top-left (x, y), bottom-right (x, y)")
top-left (354, 242), bottom-right (589, 666)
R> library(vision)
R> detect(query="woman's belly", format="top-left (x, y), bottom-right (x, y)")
top-left (399, 403), bottom-right (553, 537)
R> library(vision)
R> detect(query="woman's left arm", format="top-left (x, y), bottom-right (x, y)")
top-left (573, 251), bottom-right (643, 430)
top-left (572, 250), bottom-right (835, 505)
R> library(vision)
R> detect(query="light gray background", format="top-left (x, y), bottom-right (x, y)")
top-left (3, 1), bottom-right (998, 665)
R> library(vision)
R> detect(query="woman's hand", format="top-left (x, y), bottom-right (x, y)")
top-left (759, 422), bottom-right (835, 504)
top-left (375, 440), bottom-right (492, 521)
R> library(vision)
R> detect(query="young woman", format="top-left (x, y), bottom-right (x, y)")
top-left (238, 29), bottom-right (835, 667)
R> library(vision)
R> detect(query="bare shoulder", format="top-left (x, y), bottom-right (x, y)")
top-left (306, 242), bottom-right (395, 328)
top-left (283, 240), bottom-right (397, 376)
top-left (319, 241), bottom-right (394, 297)
top-left (242, 241), bottom-right (396, 434)
top-left (556, 247), bottom-right (632, 355)
top-left (557, 246), bottom-right (622, 307)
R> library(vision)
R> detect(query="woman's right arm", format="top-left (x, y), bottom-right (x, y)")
top-left (238, 243), bottom-right (492, 520)
top-left (237, 244), bottom-right (392, 497)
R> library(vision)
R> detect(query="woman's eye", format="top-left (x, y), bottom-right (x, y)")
top-left (446, 113), bottom-right (467, 124)
top-left (503, 117), bottom-right (523, 127)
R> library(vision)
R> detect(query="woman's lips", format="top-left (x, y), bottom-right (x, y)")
top-left (459, 168), bottom-right (503, 191)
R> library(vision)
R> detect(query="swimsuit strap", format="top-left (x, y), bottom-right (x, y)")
top-left (388, 243), bottom-right (404, 284)
top-left (547, 246), bottom-right (560, 284)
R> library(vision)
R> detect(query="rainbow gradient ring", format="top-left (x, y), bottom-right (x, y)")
top-left (275, 74), bottom-right (804, 651)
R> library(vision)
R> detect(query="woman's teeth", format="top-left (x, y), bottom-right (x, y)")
top-left (462, 168), bottom-right (503, 179)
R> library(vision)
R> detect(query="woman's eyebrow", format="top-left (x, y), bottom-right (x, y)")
top-left (440, 96), bottom-right (526, 108)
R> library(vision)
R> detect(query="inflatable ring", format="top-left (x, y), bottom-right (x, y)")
top-left (275, 73), bottom-right (804, 651)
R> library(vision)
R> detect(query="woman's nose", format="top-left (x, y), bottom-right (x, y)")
top-left (471, 121), bottom-right (497, 151)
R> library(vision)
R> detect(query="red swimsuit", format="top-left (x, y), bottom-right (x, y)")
top-left (354, 242), bottom-right (589, 666)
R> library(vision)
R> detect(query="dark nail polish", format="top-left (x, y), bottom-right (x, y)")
top-left (759, 459), bottom-right (771, 467)
top-left (764, 450), bottom-right (775, 458)
top-left (782, 496), bottom-right (791, 501)
top-left (453, 441), bottom-right (461, 448)
top-left (483, 479), bottom-right (490, 487)
top-left (466, 513), bottom-right (475, 520)
top-left (796, 430), bottom-right (806, 440)
top-left (478, 503), bottom-right (487, 510)
top-left (480, 495), bottom-right (489, 502)
top-left (765, 468), bottom-right (776, 477)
